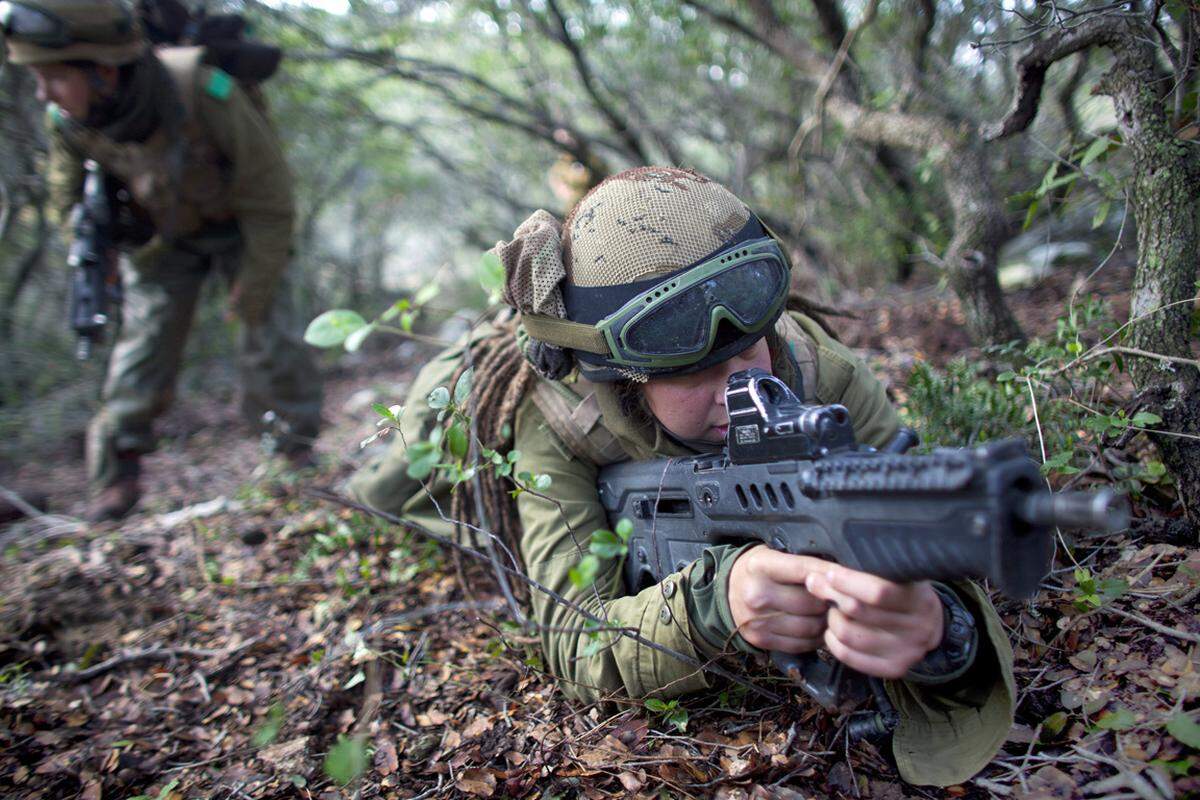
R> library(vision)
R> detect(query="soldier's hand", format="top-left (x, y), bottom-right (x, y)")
top-left (804, 564), bottom-right (943, 679)
top-left (728, 546), bottom-right (829, 653)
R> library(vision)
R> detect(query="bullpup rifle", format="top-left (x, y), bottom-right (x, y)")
top-left (598, 368), bottom-right (1128, 738)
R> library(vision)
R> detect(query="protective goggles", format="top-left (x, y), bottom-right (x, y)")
top-left (522, 216), bottom-right (790, 374)
top-left (593, 237), bottom-right (789, 369)
top-left (0, 1), bottom-right (71, 47)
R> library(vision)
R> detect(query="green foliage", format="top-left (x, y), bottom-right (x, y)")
top-left (1092, 706), bottom-right (1137, 732)
top-left (252, 702), bottom-right (286, 747)
top-left (324, 734), bottom-right (369, 785)
top-left (1071, 567), bottom-right (1128, 611)
top-left (645, 698), bottom-right (689, 732)
top-left (904, 296), bottom-right (1166, 494)
top-left (1167, 711), bottom-right (1200, 750)
top-left (569, 555), bottom-right (600, 590)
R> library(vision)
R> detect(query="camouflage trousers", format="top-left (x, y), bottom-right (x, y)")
top-left (86, 238), bottom-right (323, 489)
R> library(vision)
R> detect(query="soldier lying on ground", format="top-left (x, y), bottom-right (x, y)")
top-left (346, 167), bottom-right (1014, 786)
top-left (1, 0), bottom-right (323, 521)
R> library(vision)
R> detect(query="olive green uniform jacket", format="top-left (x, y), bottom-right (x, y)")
top-left (45, 49), bottom-right (322, 485)
top-left (348, 313), bottom-right (1015, 786)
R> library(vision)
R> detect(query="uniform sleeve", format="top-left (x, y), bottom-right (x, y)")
top-left (194, 72), bottom-right (294, 324)
top-left (790, 314), bottom-right (902, 449)
top-left (886, 581), bottom-right (1016, 785)
top-left (45, 115), bottom-right (85, 237)
top-left (514, 397), bottom-right (713, 702)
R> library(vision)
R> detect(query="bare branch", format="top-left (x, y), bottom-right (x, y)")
top-left (984, 14), bottom-right (1138, 141)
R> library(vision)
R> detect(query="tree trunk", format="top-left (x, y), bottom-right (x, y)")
top-left (1102, 38), bottom-right (1200, 529)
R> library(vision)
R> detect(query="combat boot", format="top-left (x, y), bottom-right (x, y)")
top-left (86, 454), bottom-right (142, 522)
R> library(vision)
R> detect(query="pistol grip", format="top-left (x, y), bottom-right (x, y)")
top-left (772, 651), bottom-right (859, 710)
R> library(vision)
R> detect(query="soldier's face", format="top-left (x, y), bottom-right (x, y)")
top-left (28, 63), bottom-right (95, 120)
top-left (641, 338), bottom-right (773, 444)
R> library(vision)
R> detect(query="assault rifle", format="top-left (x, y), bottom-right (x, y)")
top-left (68, 160), bottom-right (120, 360)
top-left (597, 368), bottom-right (1127, 738)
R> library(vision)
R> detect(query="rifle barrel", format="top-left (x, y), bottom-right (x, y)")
top-left (1019, 489), bottom-right (1129, 532)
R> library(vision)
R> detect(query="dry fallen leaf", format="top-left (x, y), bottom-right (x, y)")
top-left (455, 767), bottom-right (498, 797)
top-left (374, 736), bottom-right (399, 776)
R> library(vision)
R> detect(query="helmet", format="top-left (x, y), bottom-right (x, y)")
top-left (519, 166), bottom-right (792, 382)
top-left (1, 0), bottom-right (144, 66)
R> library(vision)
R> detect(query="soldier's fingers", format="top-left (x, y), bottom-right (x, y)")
top-left (825, 609), bottom-right (926, 659)
top-left (809, 566), bottom-right (927, 614)
top-left (823, 628), bottom-right (914, 680)
top-left (749, 548), bottom-right (837, 587)
top-left (743, 629), bottom-right (824, 654)
top-left (741, 610), bottom-right (827, 642)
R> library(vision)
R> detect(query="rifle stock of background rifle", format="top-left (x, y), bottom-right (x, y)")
top-left (597, 368), bottom-right (1128, 718)
top-left (68, 160), bottom-right (120, 360)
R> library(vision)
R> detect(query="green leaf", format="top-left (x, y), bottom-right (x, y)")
top-left (644, 698), bottom-right (669, 713)
top-left (478, 251), bottom-right (505, 295)
top-left (413, 283), bottom-right (440, 306)
top-left (344, 322), bottom-right (375, 353)
top-left (568, 555), bottom-right (600, 589)
top-left (427, 387), bottom-right (451, 410)
top-left (304, 310), bottom-right (368, 348)
top-left (996, 371), bottom-right (1016, 382)
top-left (400, 311), bottom-right (415, 333)
top-left (1092, 199), bottom-right (1111, 229)
top-left (533, 474), bottom-right (552, 491)
top-left (615, 518), bottom-right (633, 542)
top-left (589, 529), bottom-right (628, 559)
top-left (379, 298), bottom-right (409, 322)
top-left (446, 423), bottom-right (468, 460)
top-left (1079, 136), bottom-right (1111, 168)
top-left (252, 702), bottom-right (285, 747)
top-left (372, 403), bottom-right (401, 425)
top-left (1167, 711), bottom-right (1200, 749)
top-left (1095, 707), bottom-right (1137, 731)
top-left (1131, 411), bottom-right (1163, 427)
top-left (1023, 198), bottom-right (1040, 231)
top-left (454, 368), bottom-right (474, 405)
top-left (1041, 711), bottom-right (1069, 738)
top-left (507, 450), bottom-right (522, 463)
top-left (324, 734), bottom-right (369, 785)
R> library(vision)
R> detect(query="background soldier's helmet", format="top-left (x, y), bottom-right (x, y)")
top-left (1, 0), bottom-right (145, 66)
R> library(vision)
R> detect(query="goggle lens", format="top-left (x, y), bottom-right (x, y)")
top-left (622, 256), bottom-right (788, 357)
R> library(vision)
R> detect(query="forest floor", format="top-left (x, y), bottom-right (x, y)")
top-left (0, 262), bottom-right (1197, 800)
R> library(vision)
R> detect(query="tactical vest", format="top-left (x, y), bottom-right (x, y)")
top-left (527, 311), bottom-right (822, 467)
top-left (57, 47), bottom-right (235, 242)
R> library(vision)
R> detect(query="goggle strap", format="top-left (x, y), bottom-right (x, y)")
top-left (521, 313), bottom-right (611, 356)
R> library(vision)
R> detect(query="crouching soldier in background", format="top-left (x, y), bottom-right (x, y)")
top-left (1, 0), bottom-right (323, 520)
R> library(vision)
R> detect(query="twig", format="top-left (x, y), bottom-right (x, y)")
top-left (1100, 605), bottom-right (1200, 644)
top-left (53, 637), bottom-right (262, 685)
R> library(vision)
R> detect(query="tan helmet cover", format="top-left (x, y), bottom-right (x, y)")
top-left (5, 0), bottom-right (145, 65)
top-left (563, 166), bottom-right (751, 287)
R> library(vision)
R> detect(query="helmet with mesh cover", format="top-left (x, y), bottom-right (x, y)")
top-left (2, 0), bottom-right (144, 66)
top-left (518, 166), bottom-right (791, 383)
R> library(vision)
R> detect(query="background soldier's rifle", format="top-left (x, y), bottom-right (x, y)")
top-left (68, 160), bottom-right (120, 360)
top-left (598, 368), bottom-right (1128, 741)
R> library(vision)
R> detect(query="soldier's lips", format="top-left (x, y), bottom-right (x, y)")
top-left (714, 425), bottom-right (729, 439)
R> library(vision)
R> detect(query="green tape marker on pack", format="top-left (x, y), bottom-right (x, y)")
top-left (205, 69), bottom-right (234, 101)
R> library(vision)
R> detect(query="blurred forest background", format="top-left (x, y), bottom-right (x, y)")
top-left (1, 1), bottom-right (1198, 796)
top-left (4, 0), bottom-right (1195, 482)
